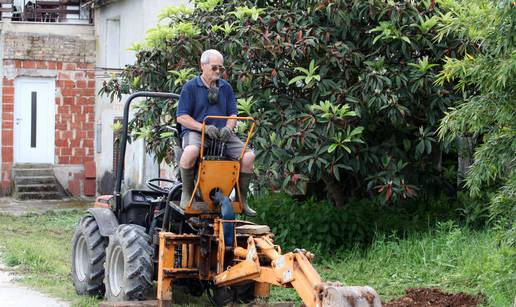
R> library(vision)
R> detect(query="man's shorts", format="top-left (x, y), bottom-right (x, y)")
top-left (182, 131), bottom-right (252, 160)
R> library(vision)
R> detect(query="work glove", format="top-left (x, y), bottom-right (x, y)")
top-left (204, 125), bottom-right (219, 140)
top-left (219, 127), bottom-right (233, 143)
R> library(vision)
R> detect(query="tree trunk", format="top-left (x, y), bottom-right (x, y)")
top-left (321, 171), bottom-right (346, 208)
top-left (456, 135), bottom-right (476, 187)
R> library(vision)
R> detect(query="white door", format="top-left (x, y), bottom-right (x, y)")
top-left (13, 78), bottom-right (55, 163)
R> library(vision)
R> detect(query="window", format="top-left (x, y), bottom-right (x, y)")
top-left (105, 18), bottom-right (120, 68)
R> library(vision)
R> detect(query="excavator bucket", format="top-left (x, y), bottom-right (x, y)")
top-left (320, 283), bottom-right (382, 307)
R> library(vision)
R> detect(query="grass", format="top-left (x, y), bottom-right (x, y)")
top-left (0, 210), bottom-right (99, 307)
top-left (0, 210), bottom-right (514, 306)
top-left (272, 221), bottom-right (515, 306)
top-left (0, 209), bottom-right (207, 307)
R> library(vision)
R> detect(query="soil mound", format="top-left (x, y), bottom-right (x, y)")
top-left (384, 288), bottom-right (484, 307)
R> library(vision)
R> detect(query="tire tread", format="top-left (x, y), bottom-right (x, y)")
top-left (71, 216), bottom-right (107, 297)
top-left (104, 224), bottom-right (153, 301)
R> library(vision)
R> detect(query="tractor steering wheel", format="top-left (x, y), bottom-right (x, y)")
top-left (146, 178), bottom-right (177, 194)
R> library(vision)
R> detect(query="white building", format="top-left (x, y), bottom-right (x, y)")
top-left (93, 0), bottom-right (188, 194)
top-left (0, 1), bottom-right (97, 198)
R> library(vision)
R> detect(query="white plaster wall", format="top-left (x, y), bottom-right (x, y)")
top-left (94, 0), bottom-right (188, 194)
top-left (2, 22), bottom-right (93, 38)
top-left (95, 0), bottom-right (143, 68)
top-left (143, 0), bottom-right (192, 30)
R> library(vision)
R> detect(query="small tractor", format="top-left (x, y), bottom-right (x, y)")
top-left (71, 92), bottom-right (382, 306)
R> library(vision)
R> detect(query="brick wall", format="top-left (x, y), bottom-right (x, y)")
top-left (1, 30), bottom-right (96, 196)
top-left (54, 62), bottom-right (96, 165)
top-left (3, 32), bottom-right (95, 63)
top-left (0, 78), bottom-right (13, 193)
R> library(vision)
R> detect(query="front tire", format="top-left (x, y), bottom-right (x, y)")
top-left (71, 216), bottom-right (107, 296)
top-left (104, 224), bottom-right (153, 301)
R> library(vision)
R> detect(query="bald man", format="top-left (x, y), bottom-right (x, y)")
top-left (176, 49), bottom-right (256, 216)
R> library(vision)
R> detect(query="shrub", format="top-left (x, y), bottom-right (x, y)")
top-left (100, 0), bottom-right (471, 206)
top-left (248, 193), bottom-right (464, 253)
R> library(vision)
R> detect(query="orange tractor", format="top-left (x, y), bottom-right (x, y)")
top-left (71, 92), bottom-right (382, 306)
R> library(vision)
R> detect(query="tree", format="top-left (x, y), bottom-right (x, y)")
top-left (101, 0), bottom-right (467, 207)
top-left (435, 0), bottom-right (515, 218)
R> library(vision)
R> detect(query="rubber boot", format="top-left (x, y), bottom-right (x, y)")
top-left (239, 172), bottom-right (256, 216)
top-left (180, 167), bottom-right (195, 209)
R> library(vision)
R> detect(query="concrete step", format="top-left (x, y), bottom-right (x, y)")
top-left (16, 191), bottom-right (63, 200)
top-left (14, 176), bottom-right (56, 185)
top-left (12, 163), bottom-right (53, 169)
top-left (12, 164), bottom-right (66, 200)
top-left (15, 183), bottom-right (59, 193)
top-left (13, 168), bottom-right (54, 177)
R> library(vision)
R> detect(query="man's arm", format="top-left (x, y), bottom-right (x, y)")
top-left (177, 82), bottom-right (204, 131)
top-left (177, 115), bottom-right (203, 132)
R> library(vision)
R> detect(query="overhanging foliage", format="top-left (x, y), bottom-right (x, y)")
top-left (101, 0), bottom-right (469, 206)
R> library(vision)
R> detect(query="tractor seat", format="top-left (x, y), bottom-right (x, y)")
top-left (236, 224), bottom-right (271, 235)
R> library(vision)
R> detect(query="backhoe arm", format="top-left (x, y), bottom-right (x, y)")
top-left (214, 235), bottom-right (382, 307)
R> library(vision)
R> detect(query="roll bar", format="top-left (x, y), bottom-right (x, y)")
top-left (114, 92), bottom-right (180, 215)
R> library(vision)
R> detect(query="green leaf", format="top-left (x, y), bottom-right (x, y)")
top-left (416, 141), bottom-right (425, 157)
top-left (294, 67), bottom-right (309, 74)
top-left (348, 127), bottom-right (364, 137)
top-left (328, 144), bottom-right (338, 153)
top-left (372, 35), bottom-right (383, 44)
top-left (288, 76), bottom-right (305, 85)
top-left (401, 36), bottom-right (411, 44)
top-left (160, 132), bottom-right (174, 138)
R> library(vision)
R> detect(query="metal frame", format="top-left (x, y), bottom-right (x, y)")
top-left (114, 91), bottom-right (180, 216)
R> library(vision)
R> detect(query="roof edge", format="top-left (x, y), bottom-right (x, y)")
top-left (91, 0), bottom-right (122, 8)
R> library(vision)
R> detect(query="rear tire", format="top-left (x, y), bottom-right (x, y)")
top-left (71, 216), bottom-right (107, 296)
top-left (104, 224), bottom-right (153, 301)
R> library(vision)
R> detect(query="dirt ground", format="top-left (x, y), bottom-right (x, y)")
top-left (384, 288), bottom-right (485, 307)
top-left (0, 197), bottom-right (92, 216)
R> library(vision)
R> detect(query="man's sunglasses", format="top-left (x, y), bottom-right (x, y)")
top-left (210, 65), bottom-right (225, 72)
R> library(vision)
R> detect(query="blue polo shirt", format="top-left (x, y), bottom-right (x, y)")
top-left (176, 76), bottom-right (238, 137)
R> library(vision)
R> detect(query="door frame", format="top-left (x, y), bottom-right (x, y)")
top-left (13, 77), bottom-right (56, 164)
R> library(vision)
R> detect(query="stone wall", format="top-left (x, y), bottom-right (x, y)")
top-left (1, 25), bottom-right (96, 196)
top-left (3, 32), bottom-right (95, 63)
